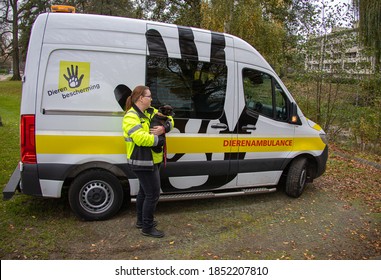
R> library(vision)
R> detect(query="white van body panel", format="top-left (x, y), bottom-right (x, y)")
top-left (21, 15), bottom-right (48, 116)
top-left (11, 12), bottom-right (328, 220)
top-left (40, 179), bottom-right (63, 197)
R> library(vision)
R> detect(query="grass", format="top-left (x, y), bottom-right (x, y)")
top-left (0, 81), bottom-right (22, 185)
top-left (0, 80), bottom-right (84, 259)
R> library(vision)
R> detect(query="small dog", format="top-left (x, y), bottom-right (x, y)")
top-left (151, 105), bottom-right (174, 153)
top-left (150, 105), bottom-right (174, 127)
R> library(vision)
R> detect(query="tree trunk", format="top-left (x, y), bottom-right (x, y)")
top-left (10, 0), bottom-right (22, 81)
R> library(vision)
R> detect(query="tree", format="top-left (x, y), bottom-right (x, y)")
top-left (174, 0), bottom-right (202, 27)
top-left (135, 0), bottom-right (179, 23)
top-left (352, 0), bottom-right (381, 149)
top-left (1, 0), bottom-right (22, 80)
top-left (1, 0), bottom-right (137, 81)
top-left (0, 20), bottom-right (12, 71)
top-left (0, 0), bottom-right (51, 81)
top-left (290, 0), bottom-right (357, 131)
top-left (133, 0), bottom-right (202, 27)
top-left (73, 0), bottom-right (135, 17)
top-left (18, 0), bottom-right (50, 63)
top-left (201, 0), bottom-right (291, 73)
top-left (352, 0), bottom-right (381, 72)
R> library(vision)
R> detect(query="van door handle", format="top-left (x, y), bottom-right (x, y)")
top-left (242, 124), bottom-right (257, 131)
top-left (211, 123), bottom-right (228, 129)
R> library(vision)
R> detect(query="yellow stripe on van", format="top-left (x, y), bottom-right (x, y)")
top-left (167, 136), bottom-right (325, 153)
top-left (292, 136), bottom-right (325, 151)
top-left (312, 123), bottom-right (322, 131)
top-left (36, 135), bottom-right (125, 154)
top-left (36, 134), bottom-right (325, 154)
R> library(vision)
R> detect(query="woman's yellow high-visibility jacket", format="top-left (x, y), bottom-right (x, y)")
top-left (123, 104), bottom-right (174, 171)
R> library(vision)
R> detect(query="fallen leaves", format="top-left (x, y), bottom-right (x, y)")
top-left (321, 147), bottom-right (381, 213)
top-left (303, 249), bottom-right (316, 260)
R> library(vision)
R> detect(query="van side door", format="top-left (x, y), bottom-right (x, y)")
top-left (234, 64), bottom-right (295, 187)
top-left (145, 24), bottom-right (236, 192)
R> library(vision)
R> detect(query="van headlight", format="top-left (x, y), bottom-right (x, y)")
top-left (320, 133), bottom-right (328, 145)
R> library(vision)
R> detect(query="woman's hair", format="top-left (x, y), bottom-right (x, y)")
top-left (125, 85), bottom-right (149, 111)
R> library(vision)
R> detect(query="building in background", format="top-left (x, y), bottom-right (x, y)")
top-left (305, 24), bottom-right (376, 79)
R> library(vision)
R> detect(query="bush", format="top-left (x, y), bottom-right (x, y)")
top-left (286, 76), bottom-right (381, 155)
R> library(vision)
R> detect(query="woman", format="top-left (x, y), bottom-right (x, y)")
top-left (123, 85), bottom-right (174, 238)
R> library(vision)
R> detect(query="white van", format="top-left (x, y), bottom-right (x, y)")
top-left (4, 9), bottom-right (328, 220)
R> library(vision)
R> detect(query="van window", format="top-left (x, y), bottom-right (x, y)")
top-left (147, 56), bottom-right (227, 119)
top-left (242, 68), bottom-right (288, 121)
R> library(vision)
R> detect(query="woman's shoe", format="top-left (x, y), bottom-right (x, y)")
top-left (141, 228), bottom-right (165, 238)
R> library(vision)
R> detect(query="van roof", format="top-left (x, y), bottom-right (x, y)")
top-left (38, 12), bottom-right (273, 72)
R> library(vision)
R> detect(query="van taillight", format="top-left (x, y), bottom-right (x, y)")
top-left (21, 115), bottom-right (36, 164)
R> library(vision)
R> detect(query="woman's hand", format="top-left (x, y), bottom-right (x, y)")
top-left (150, 126), bottom-right (165, 135)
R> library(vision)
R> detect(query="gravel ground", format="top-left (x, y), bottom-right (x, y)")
top-left (53, 178), bottom-right (380, 260)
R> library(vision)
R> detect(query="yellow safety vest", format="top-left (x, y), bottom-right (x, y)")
top-left (123, 105), bottom-right (173, 170)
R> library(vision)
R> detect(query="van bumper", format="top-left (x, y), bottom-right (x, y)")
top-left (3, 163), bottom-right (43, 200)
top-left (19, 163), bottom-right (43, 196)
top-left (3, 164), bottom-right (21, 200)
top-left (316, 145), bottom-right (329, 178)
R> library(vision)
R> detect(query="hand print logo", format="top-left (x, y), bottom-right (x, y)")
top-left (64, 64), bottom-right (84, 88)
top-left (59, 61), bottom-right (90, 91)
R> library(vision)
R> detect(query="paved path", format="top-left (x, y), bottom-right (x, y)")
top-left (0, 74), bottom-right (12, 81)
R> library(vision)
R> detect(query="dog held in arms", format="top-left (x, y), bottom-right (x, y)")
top-left (151, 105), bottom-right (174, 153)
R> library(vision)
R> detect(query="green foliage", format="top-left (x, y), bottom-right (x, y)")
top-left (353, 0), bottom-right (381, 71)
top-left (349, 74), bottom-right (381, 152)
top-left (358, 73), bottom-right (381, 105)
top-left (350, 107), bottom-right (380, 151)
top-left (284, 0), bottom-right (380, 153)
top-left (52, 0), bottom-right (135, 16)
top-left (201, 0), bottom-right (289, 73)
top-left (133, 0), bottom-right (191, 24)
top-left (286, 75), bottom-right (381, 154)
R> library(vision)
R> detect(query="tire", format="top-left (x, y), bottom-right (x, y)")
top-left (69, 169), bottom-right (124, 221)
top-left (285, 157), bottom-right (308, 198)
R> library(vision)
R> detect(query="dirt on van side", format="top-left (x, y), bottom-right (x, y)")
top-left (46, 150), bottom-right (381, 260)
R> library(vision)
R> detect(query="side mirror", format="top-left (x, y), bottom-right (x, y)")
top-left (290, 102), bottom-right (300, 124)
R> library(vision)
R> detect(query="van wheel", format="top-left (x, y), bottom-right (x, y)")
top-left (69, 169), bottom-right (124, 221)
top-left (285, 157), bottom-right (308, 198)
